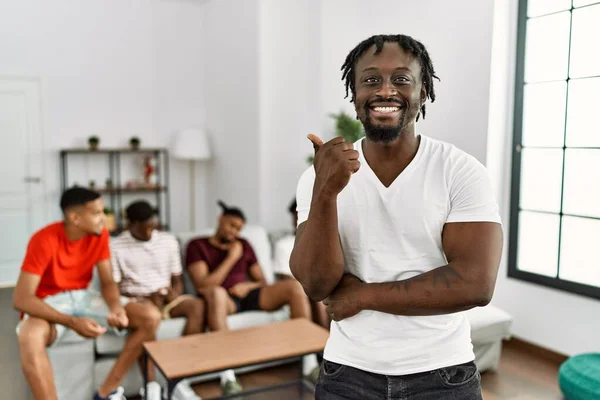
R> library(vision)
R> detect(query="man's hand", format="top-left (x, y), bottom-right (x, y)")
top-left (106, 306), bottom-right (129, 329)
top-left (165, 287), bottom-right (178, 304)
top-left (68, 317), bottom-right (107, 338)
top-left (227, 241), bottom-right (244, 263)
top-left (309, 134), bottom-right (360, 198)
top-left (148, 291), bottom-right (167, 309)
top-left (323, 274), bottom-right (365, 321)
top-left (228, 282), bottom-right (257, 299)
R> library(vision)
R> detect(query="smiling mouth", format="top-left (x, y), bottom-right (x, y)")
top-left (370, 106), bottom-right (401, 113)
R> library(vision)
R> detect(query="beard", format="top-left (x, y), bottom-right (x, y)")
top-left (362, 113), bottom-right (405, 143)
top-left (360, 100), bottom-right (417, 144)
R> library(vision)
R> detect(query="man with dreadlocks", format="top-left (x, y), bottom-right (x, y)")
top-left (291, 34), bottom-right (503, 399)
top-left (185, 200), bottom-right (320, 394)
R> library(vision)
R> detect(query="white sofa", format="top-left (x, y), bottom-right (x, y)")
top-left (46, 224), bottom-right (513, 399)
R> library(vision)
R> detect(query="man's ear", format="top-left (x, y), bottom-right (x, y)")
top-left (64, 208), bottom-right (78, 226)
top-left (420, 86), bottom-right (427, 105)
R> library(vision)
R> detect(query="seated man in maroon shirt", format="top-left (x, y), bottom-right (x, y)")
top-left (186, 201), bottom-right (312, 330)
top-left (186, 201), bottom-right (317, 389)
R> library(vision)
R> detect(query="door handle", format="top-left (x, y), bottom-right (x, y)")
top-left (23, 176), bottom-right (42, 183)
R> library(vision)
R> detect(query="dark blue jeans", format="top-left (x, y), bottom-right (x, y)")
top-left (315, 360), bottom-right (482, 400)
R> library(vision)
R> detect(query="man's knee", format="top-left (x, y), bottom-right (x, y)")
top-left (137, 303), bottom-right (162, 331)
top-left (18, 319), bottom-right (54, 374)
top-left (18, 318), bottom-right (53, 350)
top-left (204, 286), bottom-right (229, 305)
top-left (286, 280), bottom-right (306, 299)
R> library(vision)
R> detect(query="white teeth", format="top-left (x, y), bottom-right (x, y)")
top-left (373, 106), bottom-right (400, 113)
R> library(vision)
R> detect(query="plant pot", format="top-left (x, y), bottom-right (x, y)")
top-left (129, 137), bottom-right (141, 150)
top-left (89, 142), bottom-right (99, 151)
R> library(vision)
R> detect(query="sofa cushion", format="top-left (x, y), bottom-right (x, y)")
top-left (96, 318), bottom-right (186, 355)
top-left (48, 338), bottom-right (95, 399)
top-left (55, 327), bottom-right (90, 345)
top-left (465, 304), bottom-right (513, 344)
top-left (226, 307), bottom-right (290, 330)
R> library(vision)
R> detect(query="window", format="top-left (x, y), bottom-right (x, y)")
top-left (510, 0), bottom-right (600, 300)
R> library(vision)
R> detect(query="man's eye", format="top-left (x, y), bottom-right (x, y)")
top-left (394, 77), bottom-right (410, 83)
top-left (364, 77), bottom-right (379, 83)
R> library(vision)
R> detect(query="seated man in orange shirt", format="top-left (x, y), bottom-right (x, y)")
top-left (13, 187), bottom-right (163, 400)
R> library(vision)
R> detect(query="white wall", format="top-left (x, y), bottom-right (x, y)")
top-left (201, 0), bottom-right (261, 226)
top-left (487, 0), bottom-right (600, 356)
top-left (0, 0), bottom-right (207, 233)
top-left (258, 0), bottom-right (322, 232)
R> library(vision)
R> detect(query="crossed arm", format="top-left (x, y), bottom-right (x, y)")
top-left (292, 217), bottom-right (503, 320)
top-left (187, 259), bottom-right (266, 297)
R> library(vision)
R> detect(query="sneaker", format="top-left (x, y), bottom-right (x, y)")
top-left (306, 365), bottom-right (320, 384)
top-left (221, 379), bottom-right (243, 396)
top-left (138, 381), bottom-right (162, 400)
top-left (173, 379), bottom-right (201, 400)
top-left (93, 386), bottom-right (127, 400)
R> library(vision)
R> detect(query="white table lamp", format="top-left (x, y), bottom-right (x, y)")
top-left (171, 128), bottom-right (212, 230)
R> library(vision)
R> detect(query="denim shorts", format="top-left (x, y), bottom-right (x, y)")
top-left (315, 359), bottom-right (482, 400)
top-left (16, 289), bottom-right (130, 346)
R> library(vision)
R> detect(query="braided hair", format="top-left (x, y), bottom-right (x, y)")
top-left (341, 34), bottom-right (439, 120)
top-left (217, 200), bottom-right (246, 222)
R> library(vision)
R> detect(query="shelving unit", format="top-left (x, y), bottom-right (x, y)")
top-left (59, 148), bottom-right (170, 235)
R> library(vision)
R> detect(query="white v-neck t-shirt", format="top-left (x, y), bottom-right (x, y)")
top-left (295, 134), bottom-right (501, 375)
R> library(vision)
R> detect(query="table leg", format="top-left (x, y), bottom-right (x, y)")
top-left (299, 357), bottom-right (305, 398)
top-left (167, 378), bottom-right (180, 400)
top-left (142, 350), bottom-right (148, 400)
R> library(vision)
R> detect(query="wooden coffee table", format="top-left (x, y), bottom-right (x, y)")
top-left (142, 319), bottom-right (329, 399)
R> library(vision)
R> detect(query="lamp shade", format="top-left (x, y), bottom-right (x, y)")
top-left (170, 128), bottom-right (212, 160)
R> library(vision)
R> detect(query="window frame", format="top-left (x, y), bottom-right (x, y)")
top-left (509, 0), bottom-right (600, 301)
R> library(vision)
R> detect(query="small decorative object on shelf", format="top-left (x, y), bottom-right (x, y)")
top-left (89, 180), bottom-right (96, 189)
top-left (143, 155), bottom-right (157, 187)
top-left (104, 207), bottom-right (117, 232)
top-left (88, 135), bottom-right (100, 151)
top-left (125, 179), bottom-right (140, 189)
top-left (105, 178), bottom-right (113, 189)
top-left (129, 136), bottom-right (141, 150)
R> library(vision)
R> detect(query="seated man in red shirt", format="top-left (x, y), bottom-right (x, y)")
top-left (13, 187), bottom-right (163, 400)
top-left (186, 201), bottom-right (316, 389)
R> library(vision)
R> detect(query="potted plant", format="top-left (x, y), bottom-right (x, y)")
top-left (105, 178), bottom-right (113, 189)
top-left (103, 207), bottom-right (116, 232)
top-left (88, 135), bottom-right (100, 150)
top-left (89, 180), bottom-right (96, 189)
top-left (129, 136), bottom-right (141, 150)
top-left (306, 111), bottom-right (364, 164)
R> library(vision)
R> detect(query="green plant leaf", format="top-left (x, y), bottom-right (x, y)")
top-left (330, 111), bottom-right (364, 143)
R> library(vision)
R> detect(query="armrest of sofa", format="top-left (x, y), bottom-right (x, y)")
top-left (466, 304), bottom-right (513, 344)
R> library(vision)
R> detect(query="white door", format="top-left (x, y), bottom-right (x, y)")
top-left (0, 77), bottom-right (46, 286)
